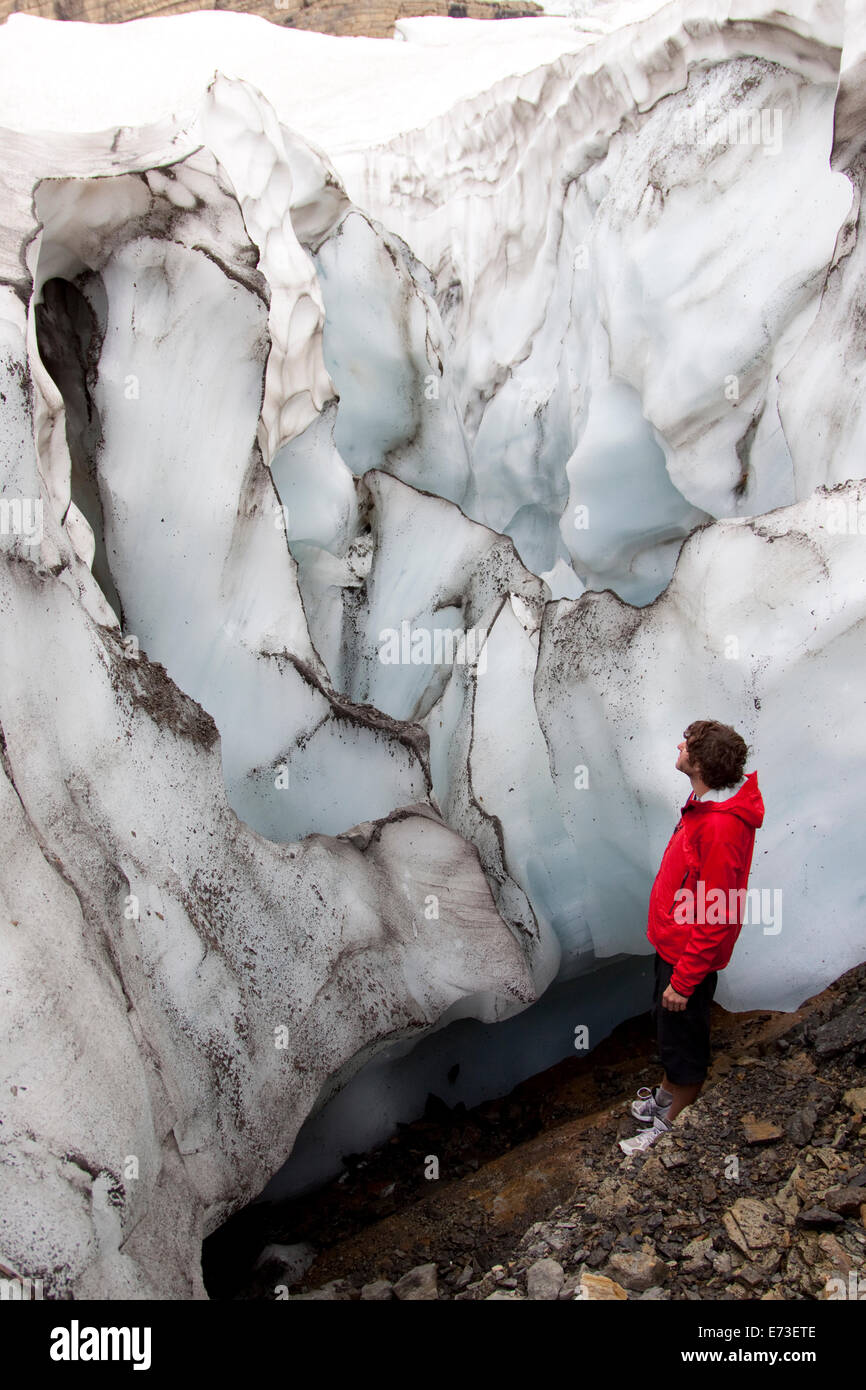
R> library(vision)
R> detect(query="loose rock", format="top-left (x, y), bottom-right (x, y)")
top-left (526, 1258), bottom-right (564, 1300)
top-left (605, 1248), bottom-right (668, 1292)
top-left (393, 1263), bottom-right (439, 1300)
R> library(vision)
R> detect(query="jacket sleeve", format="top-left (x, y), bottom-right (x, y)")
top-left (670, 825), bottom-right (744, 996)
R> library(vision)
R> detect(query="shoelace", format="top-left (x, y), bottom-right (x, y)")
top-left (634, 1087), bottom-right (659, 1116)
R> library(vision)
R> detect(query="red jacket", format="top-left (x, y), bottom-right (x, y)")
top-left (647, 772), bottom-right (764, 996)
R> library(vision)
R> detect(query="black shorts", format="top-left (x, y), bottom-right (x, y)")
top-left (652, 951), bottom-right (718, 1085)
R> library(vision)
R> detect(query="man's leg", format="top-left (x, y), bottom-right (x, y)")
top-left (653, 964), bottom-right (718, 1123)
top-left (659, 1074), bottom-right (702, 1123)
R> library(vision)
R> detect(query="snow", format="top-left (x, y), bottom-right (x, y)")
top-left (0, 11), bottom-right (594, 146)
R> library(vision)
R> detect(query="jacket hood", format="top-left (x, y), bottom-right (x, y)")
top-left (683, 770), bottom-right (764, 829)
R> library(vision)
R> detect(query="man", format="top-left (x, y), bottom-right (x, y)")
top-left (619, 719), bottom-right (765, 1155)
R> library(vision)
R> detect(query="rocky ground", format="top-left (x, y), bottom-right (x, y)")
top-left (0, 1), bottom-right (544, 38)
top-left (205, 960), bottom-right (866, 1301)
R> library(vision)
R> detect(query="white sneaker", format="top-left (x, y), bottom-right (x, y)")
top-left (630, 1086), bottom-right (671, 1124)
top-left (618, 1114), bottom-right (672, 1156)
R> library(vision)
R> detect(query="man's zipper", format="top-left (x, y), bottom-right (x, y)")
top-left (670, 868), bottom-right (690, 916)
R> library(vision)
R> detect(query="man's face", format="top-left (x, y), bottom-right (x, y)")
top-left (676, 732), bottom-right (700, 777)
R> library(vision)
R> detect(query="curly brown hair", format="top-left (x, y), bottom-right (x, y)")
top-left (684, 719), bottom-right (749, 790)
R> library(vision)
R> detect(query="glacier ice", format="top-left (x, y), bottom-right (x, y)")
top-left (1, 1), bottom-right (865, 1296)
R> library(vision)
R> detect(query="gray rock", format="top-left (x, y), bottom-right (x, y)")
top-left (393, 1263), bottom-right (439, 1300)
top-left (813, 1004), bottom-right (866, 1059)
top-left (786, 1105), bottom-right (817, 1146)
top-left (360, 1279), bottom-right (394, 1300)
top-left (527, 1257), bottom-right (565, 1300)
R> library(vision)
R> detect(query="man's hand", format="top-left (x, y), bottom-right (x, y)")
top-left (662, 983), bottom-right (689, 1011)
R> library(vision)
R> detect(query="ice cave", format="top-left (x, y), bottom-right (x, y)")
top-left (1, 0), bottom-right (865, 1299)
